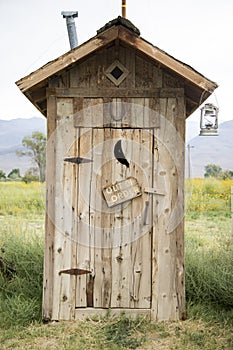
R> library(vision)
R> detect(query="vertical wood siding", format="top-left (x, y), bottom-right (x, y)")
top-left (44, 42), bottom-right (186, 321)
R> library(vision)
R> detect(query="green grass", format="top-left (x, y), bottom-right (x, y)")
top-left (0, 181), bottom-right (45, 216)
top-left (0, 215), bottom-right (44, 328)
top-left (0, 181), bottom-right (232, 349)
top-left (0, 314), bottom-right (232, 350)
top-left (185, 178), bottom-right (233, 214)
top-left (185, 212), bottom-right (233, 308)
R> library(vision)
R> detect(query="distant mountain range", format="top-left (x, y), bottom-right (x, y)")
top-left (0, 117), bottom-right (232, 177)
top-left (186, 119), bottom-right (233, 177)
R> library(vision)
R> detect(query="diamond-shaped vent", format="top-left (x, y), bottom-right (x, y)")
top-left (111, 66), bottom-right (123, 80)
top-left (105, 60), bottom-right (129, 86)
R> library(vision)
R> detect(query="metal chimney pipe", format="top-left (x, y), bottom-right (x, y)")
top-left (61, 11), bottom-right (78, 50)
top-left (122, 0), bottom-right (126, 18)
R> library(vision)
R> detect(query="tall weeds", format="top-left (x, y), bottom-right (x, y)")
top-left (186, 178), bottom-right (233, 213)
top-left (186, 242), bottom-right (233, 308)
top-left (0, 218), bottom-right (43, 327)
top-left (0, 181), bottom-right (232, 330)
top-left (0, 182), bottom-right (45, 216)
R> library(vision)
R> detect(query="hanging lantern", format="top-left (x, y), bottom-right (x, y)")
top-left (199, 103), bottom-right (219, 136)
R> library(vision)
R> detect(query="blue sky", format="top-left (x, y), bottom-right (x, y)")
top-left (1, 0), bottom-right (232, 126)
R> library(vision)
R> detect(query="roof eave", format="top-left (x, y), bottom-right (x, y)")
top-left (16, 25), bottom-right (120, 93)
top-left (16, 21), bottom-right (218, 119)
top-left (117, 26), bottom-right (217, 94)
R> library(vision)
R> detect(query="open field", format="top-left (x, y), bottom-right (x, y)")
top-left (0, 180), bottom-right (232, 349)
top-left (0, 181), bottom-right (45, 217)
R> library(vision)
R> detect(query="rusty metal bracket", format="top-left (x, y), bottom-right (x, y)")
top-left (59, 268), bottom-right (91, 276)
top-left (144, 187), bottom-right (166, 196)
top-left (64, 157), bottom-right (92, 165)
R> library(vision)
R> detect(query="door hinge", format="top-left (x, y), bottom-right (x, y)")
top-left (64, 157), bottom-right (92, 164)
top-left (59, 268), bottom-right (91, 276)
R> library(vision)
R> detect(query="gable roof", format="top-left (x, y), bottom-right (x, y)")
top-left (16, 17), bottom-right (217, 118)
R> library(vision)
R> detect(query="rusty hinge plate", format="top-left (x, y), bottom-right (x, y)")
top-left (59, 268), bottom-right (91, 276)
top-left (64, 157), bottom-right (92, 165)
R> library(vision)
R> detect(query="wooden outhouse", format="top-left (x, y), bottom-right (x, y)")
top-left (16, 17), bottom-right (217, 321)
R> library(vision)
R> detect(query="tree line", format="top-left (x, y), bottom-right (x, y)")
top-left (1, 132), bottom-right (232, 182)
top-left (0, 131), bottom-right (46, 183)
top-left (204, 164), bottom-right (233, 180)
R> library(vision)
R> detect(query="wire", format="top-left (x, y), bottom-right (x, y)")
top-left (198, 90), bottom-right (208, 107)
top-left (213, 91), bottom-right (220, 109)
top-left (23, 34), bottom-right (67, 75)
top-left (198, 89), bottom-right (220, 113)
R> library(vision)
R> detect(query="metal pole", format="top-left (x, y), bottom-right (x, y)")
top-left (231, 186), bottom-right (233, 239)
top-left (61, 11), bottom-right (78, 50)
top-left (122, 0), bottom-right (126, 18)
top-left (187, 144), bottom-right (194, 179)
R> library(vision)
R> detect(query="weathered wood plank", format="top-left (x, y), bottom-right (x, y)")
top-left (99, 129), bottom-right (113, 308)
top-left (75, 128), bottom-right (93, 307)
top-left (49, 99), bottom-right (76, 320)
top-left (151, 129), bottom-right (159, 320)
top-left (135, 55), bottom-right (162, 89)
top-left (174, 221), bottom-right (186, 320)
top-left (58, 111), bottom-right (76, 320)
top-left (143, 98), bottom-right (150, 128)
top-left (47, 87), bottom-right (184, 98)
top-left (74, 308), bottom-right (151, 320)
top-left (70, 55), bottom-right (97, 88)
top-left (110, 129), bottom-right (126, 307)
top-left (51, 117), bottom-right (66, 320)
top-left (173, 96), bottom-right (186, 320)
top-left (130, 98), bottom-right (143, 128)
top-left (43, 96), bottom-right (56, 321)
top-left (57, 98), bottom-right (73, 120)
top-left (70, 127), bottom-right (79, 317)
top-left (151, 97), bottom-right (185, 321)
top-left (91, 128), bottom-right (105, 307)
top-left (138, 130), bottom-right (153, 308)
top-left (74, 98), bottom-right (160, 128)
top-left (129, 130), bottom-right (152, 309)
top-left (124, 44), bottom-right (135, 88)
top-left (129, 129), bottom-right (142, 308)
top-left (154, 98), bottom-right (178, 320)
top-left (116, 130), bottom-right (134, 308)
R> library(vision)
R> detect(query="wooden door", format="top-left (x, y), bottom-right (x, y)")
top-left (74, 128), bottom-right (153, 309)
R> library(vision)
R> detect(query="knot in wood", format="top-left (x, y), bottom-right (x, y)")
top-left (62, 295), bottom-right (68, 302)
top-left (116, 255), bottom-right (123, 262)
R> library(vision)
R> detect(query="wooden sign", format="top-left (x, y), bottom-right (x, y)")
top-left (103, 177), bottom-right (141, 207)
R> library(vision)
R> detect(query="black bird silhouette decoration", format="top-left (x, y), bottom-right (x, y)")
top-left (114, 140), bottom-right (130, 168)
